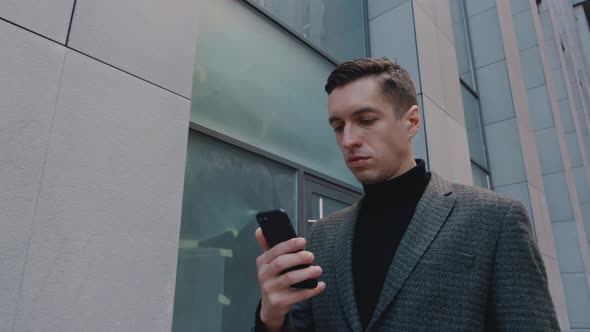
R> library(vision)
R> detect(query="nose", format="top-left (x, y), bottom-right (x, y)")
top-left (341, 125), bottom-right (362, 150)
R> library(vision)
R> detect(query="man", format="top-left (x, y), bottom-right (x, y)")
top-left (253, 58), bottom-right (559, 331)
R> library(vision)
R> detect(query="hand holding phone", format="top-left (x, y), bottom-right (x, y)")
top-left (256, 209), bottom-right (318, 289)
top-left (254, 209), bottom-right (326, 331)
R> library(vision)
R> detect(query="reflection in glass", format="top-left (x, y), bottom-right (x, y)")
top-left (246, 0), bottom-right (367, 62)
top-left (192, 0), bottom-right (358, 186)
top-left (172, 131), bottom-right (297, 332)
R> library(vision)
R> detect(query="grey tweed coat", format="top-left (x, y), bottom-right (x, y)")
top-left (287, 172), bottom-right (559, 331)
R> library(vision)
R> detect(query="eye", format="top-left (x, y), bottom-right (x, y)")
top-left (360, 118), bottom-right (375, 125)
top-left (333, 124), bottom-right (344, 133)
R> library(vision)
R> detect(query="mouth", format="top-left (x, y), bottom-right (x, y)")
top-left (346, 156), bottom-right (371, 168)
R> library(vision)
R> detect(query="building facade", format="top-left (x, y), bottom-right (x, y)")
top-left (2, 0), bottom-right (590, 331)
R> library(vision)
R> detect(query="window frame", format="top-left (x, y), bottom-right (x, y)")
top-left (453, 0), bottom-right (493, 189)
top-left (189, 121), bottom-right (363, 229)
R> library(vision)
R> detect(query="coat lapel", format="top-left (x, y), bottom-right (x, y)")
top-left (365, 172), bottom-right (456, 331)
top-left (333, 200), bottom-right (364, 332)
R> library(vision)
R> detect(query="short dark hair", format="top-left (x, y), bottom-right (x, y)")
top-left (324, 58), bottom-right (418, 117)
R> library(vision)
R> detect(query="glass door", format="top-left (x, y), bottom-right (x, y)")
top-left (302, 176), bottom-right (361, 239)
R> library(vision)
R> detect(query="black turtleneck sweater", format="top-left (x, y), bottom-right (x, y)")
top-left (353, 159), bottom-right (430, 328)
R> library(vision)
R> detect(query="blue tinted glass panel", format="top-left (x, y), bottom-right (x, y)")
top-left (245, 0), bottom-right (367, 62)
top-left (192, 0), bottom-right (358, 186)
top-left (172, 131), bottom-right (298, 332)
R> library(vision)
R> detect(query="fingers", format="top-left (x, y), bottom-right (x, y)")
top-left (257, 236), bottom-right (307, 266)
top-left (277, 265), bottom-right (323, 289)
top-left (290, 281), bottom-right (326, 303)
top-left (261, 265), bottom-right (322, 300)
top-left (270, 251), bottom-right (314, 275)
top-left (266, 281), bottom-right (327, 308)
top-left (255, 227), bottom-right (271, 252)
top-left (258, 250), bottom-right (315, 284)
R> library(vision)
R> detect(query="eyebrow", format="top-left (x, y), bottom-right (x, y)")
top-left (328, 108), bottom-right (381, 125)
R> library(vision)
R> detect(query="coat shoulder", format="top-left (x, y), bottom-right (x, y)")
top-left (449, 182), bottom-right (524, 212)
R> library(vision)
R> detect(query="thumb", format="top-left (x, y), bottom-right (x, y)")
top-left (255, 227), bottom-right (271, 251)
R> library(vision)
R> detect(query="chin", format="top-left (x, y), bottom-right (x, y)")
top-left (353, 171), bottom-right (383, 185)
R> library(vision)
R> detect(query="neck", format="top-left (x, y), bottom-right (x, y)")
top-left (361, 158), bottom-right (430, 206)
top-left (386, 157), bottom-right (417, 181)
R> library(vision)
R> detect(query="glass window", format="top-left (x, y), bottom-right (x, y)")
top-left (192, 0), bottom-right (358, 187)
top-left (461, 86), bottom-right (488, 168)
top-left (244, 0), bottom-right (367, 62)
top-left (172, 130), bottom-right (298, 332)
top-left (450, 0), bottom-right (476, 90)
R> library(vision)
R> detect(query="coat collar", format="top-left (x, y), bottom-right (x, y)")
top-left (332, 172), bottom-right (455, 331)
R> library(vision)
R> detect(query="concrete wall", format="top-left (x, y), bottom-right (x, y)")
top-left (0, 0), bottom-right (198, 330)
top-left (542, 2), bottom-right (590, 330)
top-left (413, 0), bottom-right (473, 185)
top-left (513, 0), bottom-right (590, 330)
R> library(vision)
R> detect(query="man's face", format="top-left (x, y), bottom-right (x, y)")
top-left (328, 76), bottom-right (419, 184)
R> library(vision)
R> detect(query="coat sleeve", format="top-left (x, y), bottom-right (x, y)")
top-left (251, 297), bottom-right (314, 332)
top-left (487, 200), bottom-right (560, 331)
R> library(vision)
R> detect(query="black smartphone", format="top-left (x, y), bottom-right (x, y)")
top-left (256, 209), bottom-right (318, 289)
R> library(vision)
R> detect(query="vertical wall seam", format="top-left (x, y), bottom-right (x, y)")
top-left (10, 49), bottom-right (69, 332)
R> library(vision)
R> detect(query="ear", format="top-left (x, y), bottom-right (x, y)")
top-left (404, 105), bottom-right (421, 138)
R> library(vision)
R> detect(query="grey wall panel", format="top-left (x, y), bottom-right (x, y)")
top-left (510, 0), bottom-right (530, 15)
top-left (540, 10), bottom-right (554, 42)
top-left (527, 85), bottom-right (554, 131)
top-left (468, 7), bottom-right (505, 69)
top-left (576, 108), bottom-right (590, 137)
top-left (553, 220), bottom-right (587, 273)
top-left (553, 68), bottom-right (569, 101)
top-left (545, 39), bottom-right (561, 70)
top-left (367, 0), bottom-right (407, 20)
top-left (464, 0), bottom-right (495, 17)
top-left (477, 60), bottom-right (515, 125)
top-left (12, 51), bottom-right (190, 332)
top-left (68, 0), bottom-right (199, 98)
top-left (0, 20), bottom-right (66, 332)
top-left (423, 95), bottom-right (471, 184)
top-left (484, 118), bottom-right (527, 186)
top-left (535, 127), bottom-right (564, 175)
top-left (581, 203), bottom-right (590, 243)
top-left (566, 132), bottom-right (584, 168)
top-left (559, 99), bottom-right (575, 133)
top-left (0, 0), bottom-right (74, 43)
top-left (573, 166), bottom-right (590, 204)
top-left (544, 172), bottom-right (575, 222)
top-left (574, 5), bottom-right (590, 78)
top-left (561, 273), bottom-right (590, 328)
top-left (494, 182), bottom-right (534, 222)
top-left (520, 46), bottom-right (545, 89)
top-left (369, 1), bottom-right (420, 93)
top-left (513, 10), bottom-right (537, 51)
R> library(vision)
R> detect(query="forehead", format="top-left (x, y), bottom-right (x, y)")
top-left (328, 76), bottom-right (389, 114)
